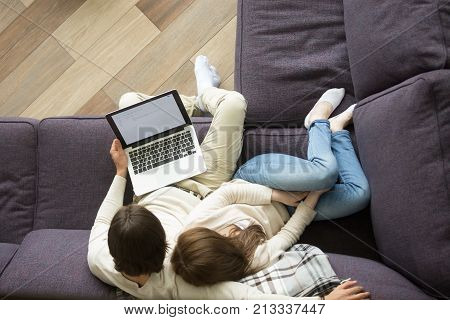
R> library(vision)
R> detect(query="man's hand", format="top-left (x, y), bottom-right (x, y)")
top-left (324, 280), bottom-right (370, 300)
top-left (110, 139), bottom-right (128, 178)
top-left (271, 190), bottom-right (309, 207)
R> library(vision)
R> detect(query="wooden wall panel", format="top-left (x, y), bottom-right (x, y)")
top-left (0, 2), bottom-right (25, 34)
top-left (190, 16), bottom-right (236, 82)
top-left (0, 37), bottom-right (74, 116)
top-left (136, 0), bottom-right (194, 31)
top-left (52, 0), bottom-right (139, 56)
top-left (0, 0), bottom-right (86, 83)
top-left (115, 0), bottom-right (236, 95)
top-left (76, 90), bottom-right (117, 116)
top-left (0, 1), bottom-right (237, 117)
top-left (84, 7), bottom-right (159, 76)
top-left (21, 57), bottom-right (111, 118)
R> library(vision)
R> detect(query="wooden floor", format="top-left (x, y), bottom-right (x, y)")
top-left (0, 0), bottom-right (237, 118)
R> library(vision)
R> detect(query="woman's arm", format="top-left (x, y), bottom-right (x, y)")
top-left (252, 190), bottom-right (326, 269)
top-left (192, 180), bottom-right (275, 212)
top-left (192, 179), bottom-right (310, 214)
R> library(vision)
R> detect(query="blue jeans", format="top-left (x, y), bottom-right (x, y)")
top-left (233, 120), bottom-right (370, 220)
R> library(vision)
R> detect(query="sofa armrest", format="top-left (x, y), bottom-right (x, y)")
top-left (353, 70), bottom-right (450, 298)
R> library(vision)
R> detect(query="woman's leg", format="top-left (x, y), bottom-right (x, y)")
top-left (234, 120), bottom-right (338, 191)
top-left (313, 130), bottom-right (370, 220)
top-left (234, 89), bottom-right (346, 191)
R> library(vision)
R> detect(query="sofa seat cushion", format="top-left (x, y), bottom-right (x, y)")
top-left (0, 229), bottom-right (117, 299)
top-left (0, 118), bottom-right (38, 244)
top-left (328, 254), bottom-right (432, 300)
top-left (241, 127), bottom-right (378, 260)
top-left (344, 0), bottom-right (450, 99)
top-left (354, 70), bottom-right (450, 298)
top-left (235, 0), bottom-right (356, 124)
top-left (0, 243), bottom-right (18, 276)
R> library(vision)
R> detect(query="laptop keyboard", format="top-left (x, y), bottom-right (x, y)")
top-left (129, 130), bottom-right (196, 175)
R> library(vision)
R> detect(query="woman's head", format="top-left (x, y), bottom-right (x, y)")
top-left (171, 225), bottom-right (266, 286)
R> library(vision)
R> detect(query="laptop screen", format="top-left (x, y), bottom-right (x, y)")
top-left (111, 93), bottom-right (187, 146)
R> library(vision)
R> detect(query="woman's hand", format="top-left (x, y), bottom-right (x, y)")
top-left (271, 190), bottom-right (309, 207)
top-left (110, 139), bottom-right (128, 178)
top-left (324, 280), bottom-right (370, 300)
top-left (303, 188), bottom-right (331, 210)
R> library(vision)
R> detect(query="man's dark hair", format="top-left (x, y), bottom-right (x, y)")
top-left (108, 204), bottom-right (167, 276)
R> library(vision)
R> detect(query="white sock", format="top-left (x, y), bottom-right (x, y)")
top-left (304, 88), bottom-right (346, 129)
top-left (195, 55), bottom-right (221, 111)
top-left (329, 104), bottom-right (356, 121)
top-left (329, 104), bottom-right (356, 132)
top-left (315, 88), bottom-right (346, 110)
top-left (346, 103), bottom-right (356, 114)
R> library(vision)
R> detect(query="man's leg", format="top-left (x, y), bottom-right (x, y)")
top-left (118, 92), bottom-right (200, 116)
top-left (191, 87), bottom-right (247, 190)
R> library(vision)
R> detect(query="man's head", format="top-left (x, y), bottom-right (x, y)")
top-left (108, 205), bottom-right (167, 277)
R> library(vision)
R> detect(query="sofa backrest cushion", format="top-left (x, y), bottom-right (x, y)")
top-left (235, 0), bottom-right (356, 125)
top-left (344, 0), bottom-right (450, 100)
top-left (34, 117), bottom-right (211, 231)
top-left (0, 118), bottom-right (37, 244)
top-left (34, 117), bottom-right (134, 230)
top-left (353, 70), bottom-right (450, 298)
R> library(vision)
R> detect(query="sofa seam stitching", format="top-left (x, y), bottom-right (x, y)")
top-left (436, 0), bottom-right (448, 68)
top-left (0, 120), bottom-right (37, 243)
top-left (32, 120), bottom-right (41, 232)
top-left (430, 79), bottom-right (450, 209)
top-left (38, 117), bottom-right (212, 124)
top-left (244, 133), bottom-right (308, 137)
top-left (237, 0), bottom-right (244, 93)
top-left (0, 247), bottom-right (19, 278)
top-left (430, 78), bottom-right (450, 295)
top-left (356, 77), bottom-right (425, 109)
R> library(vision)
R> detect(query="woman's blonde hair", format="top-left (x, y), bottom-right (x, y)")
top-left (171, 225), bottom-right (266, 286)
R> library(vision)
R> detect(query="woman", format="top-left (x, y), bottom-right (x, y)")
top-left (171, 89), bottom-right (370, 299)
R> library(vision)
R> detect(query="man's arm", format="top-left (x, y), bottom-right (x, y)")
top-left (87, 139), bottom-right (128, 284)
top-left (87, 175), bottom-right (126, 284)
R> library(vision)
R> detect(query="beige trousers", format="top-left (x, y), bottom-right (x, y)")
top-left (118, 87), bottom-right (247, 192)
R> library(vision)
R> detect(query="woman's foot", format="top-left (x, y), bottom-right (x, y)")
top-left (329, 104), bottom-right (356, 133)
top-left (304, 88), bottom-right (345, 129)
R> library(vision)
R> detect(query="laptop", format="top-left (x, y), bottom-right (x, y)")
top-left (106, 90), bottom-right (207, 196)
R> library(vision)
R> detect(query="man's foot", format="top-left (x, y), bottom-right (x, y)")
top-left (195, 56), bottom-right (221, 111)
top-left (329, 104), bottom-right (356, 133)
top-left (304, 88), bottom-right (345, 129)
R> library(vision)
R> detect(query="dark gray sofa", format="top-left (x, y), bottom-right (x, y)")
top-left (0, 0), bottom-right (449, 299)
